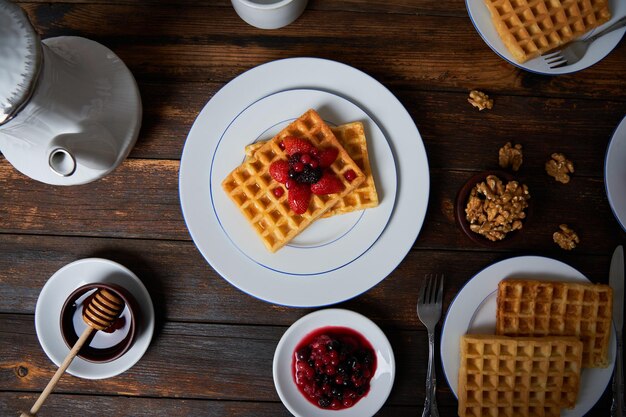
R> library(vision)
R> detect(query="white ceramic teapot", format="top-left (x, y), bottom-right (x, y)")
top-left (0, 0), bottom-right (142, 185)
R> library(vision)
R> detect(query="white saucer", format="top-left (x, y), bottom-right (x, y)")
top-left (605, 114), bottom-right (626, 231)
top-left (0, 36), bottom-right (142, 185)
top-left (35, 258), bottom-right (154, 380)
top-left (273, 309), bottom-right (395, 417)
top-left (466, 0), bottom-right (626, 74)
top-left (440, 256), bottom-right (616, 417)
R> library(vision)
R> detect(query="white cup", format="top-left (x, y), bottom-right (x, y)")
top-left (231, 0), bottom-right (308, 30)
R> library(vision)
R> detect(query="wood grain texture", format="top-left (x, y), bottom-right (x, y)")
top-left (1, 0), bottom-right (624, 415)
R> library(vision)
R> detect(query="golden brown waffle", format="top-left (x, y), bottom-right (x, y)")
top-left (483, 0), bottom-right (611, 63)
top-left (459, 334), bottom-right (583, 417)
top-left (496, 279), bottom-right (613, 367)
top-left (245, 122), bottom-right (379, 217)
top-left (221, 109), bottom-right (365, 253)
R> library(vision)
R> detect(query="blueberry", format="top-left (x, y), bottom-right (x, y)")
top-left (318, 396), bottom-right (331, 408)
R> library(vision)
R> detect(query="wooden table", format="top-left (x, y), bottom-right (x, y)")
top-left (1, 1), bottom-right (625, 416)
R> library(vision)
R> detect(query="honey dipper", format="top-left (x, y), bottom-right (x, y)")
top-left (20, 288), bottom-right (125, 417)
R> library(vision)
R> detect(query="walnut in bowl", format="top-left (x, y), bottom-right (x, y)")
top-left (455, 171), bottom-right (531, 246)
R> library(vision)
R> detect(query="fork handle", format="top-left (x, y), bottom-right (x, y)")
top-left (589, 16), bottom-right (626, 44)
top-left (612, 332), bottom-right (625, 417)
top-left (422, 330), bottom-right (439, 417)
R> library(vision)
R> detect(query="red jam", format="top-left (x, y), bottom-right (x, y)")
top-left (292, 326), bottom-right (377, 410)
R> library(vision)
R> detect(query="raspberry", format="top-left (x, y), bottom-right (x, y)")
top-left (318, 147), bottom-right (339, 168)
top-left (311, 171), bottom-right (343, 195)
top-left (288, 183), bottom-right (311, 214)
top-left (269, 160), bottom-right (290, 184)
top-left (283, 136), bottom-right (314, 156)
top-left (344, 169), bottom-right (357, 182)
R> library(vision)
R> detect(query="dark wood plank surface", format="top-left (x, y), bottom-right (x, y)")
top-left (1, 1), bottom-right (625, 416)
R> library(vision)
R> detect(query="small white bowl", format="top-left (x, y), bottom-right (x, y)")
top-left (231, 0), bottom-right (308, 30)
top-left (273, 309), bottom-right (395, 417)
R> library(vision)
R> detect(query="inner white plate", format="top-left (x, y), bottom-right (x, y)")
top-left (440, 256), bottom-right (616, 416)
top-left (605, 114), bottom-right (626, 231)
top-left (210, 89), bottom-right (396, 275)
top-left (273, 309), bottom-right (395, 417)
top-left (465, 0), bottom-right (626, 74)
top-left (179, 57), bottom-right (430, 307)
top-left (34, 258), bottom-right (154, 380)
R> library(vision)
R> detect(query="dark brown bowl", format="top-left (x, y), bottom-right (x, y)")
top-left (455, 170), bottom-right (532, 247)
top-left (60, 283), bottom-right (138, 363)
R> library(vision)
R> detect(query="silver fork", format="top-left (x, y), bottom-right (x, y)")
top-left (416, 273), bottom-right (444, 417)
top-left (543, 16), bottom-right (626, 68)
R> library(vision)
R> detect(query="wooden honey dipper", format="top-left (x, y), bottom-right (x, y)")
top-left (20, 288), bottom-right (125, 417)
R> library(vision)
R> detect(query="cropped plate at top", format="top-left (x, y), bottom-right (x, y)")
top-left (180, 58), bottom-right (429, 307)
top-left (440, 256), bottom-right (616, 417)
top-left (465, 0), bottom-right (626, 74)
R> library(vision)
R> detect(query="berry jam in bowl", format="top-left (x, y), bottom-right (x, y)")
top-left (273, 309), bottom-right (395, 417)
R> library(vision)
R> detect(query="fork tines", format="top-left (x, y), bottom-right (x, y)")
top-left (542, 50), bottom-right (567, 68)
top-left (420, 273), bottom-right (444, 305)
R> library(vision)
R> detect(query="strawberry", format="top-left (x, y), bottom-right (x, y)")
top-left (317, 147), bottom-right (339, 168)
top-left (288, 182), bottom-right (311, 214)
top-left (311, 171), bottom-right (344, 195)
top-left (269, 160), bottom-right (290, 184)
top-left (283, 136), bottom-right (314, 156)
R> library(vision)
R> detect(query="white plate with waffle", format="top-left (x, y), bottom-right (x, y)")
top-left (466, 0), bottom-right (626, 74)
top-left (180, 58), bottom-right (429, 307)
top-left (440, 256), bottom-right (616, 416)
top-left (605, 114), bottom-right (626, 231)
top-left (213, 90), bottom-right (395, 273)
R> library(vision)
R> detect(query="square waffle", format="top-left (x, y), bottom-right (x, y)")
top-left (459, 334), bottom-right (583, 417)
top-left (496, 279), bottom-right (613, 367)
top-left (245, 121), bottom-right (379, 217)
top-left (221, 109), bottom-right (365, 253)
top-left (483, 0), bottom-right (611, 63)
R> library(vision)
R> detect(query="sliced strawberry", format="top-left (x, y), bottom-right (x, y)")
top-left (288, 182), bottom-right (311, 214)
top-left (269, 160), bottom-right (290, 184)
top-left (283, 136), bottom-right (314, 156)
top-left (317, 147), bottom-right (339, 168)
top-left (311, 171), bottom-right (344, 195)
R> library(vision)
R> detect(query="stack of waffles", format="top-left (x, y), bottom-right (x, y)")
top-left (222, 109), bottom-right (379, 252)
top-left (482, 0), bottom-right (611, 62)
top-left (457, 279), bottom-right (613, 416)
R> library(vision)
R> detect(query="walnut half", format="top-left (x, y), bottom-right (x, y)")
top-left (553, 224), bottom-right (579, 250)
top-left (499, 142), bottom-right (523, 171)
top-left (546, 153), bottom-right (574, 184)
top-left (465, 175), bottom-right (530, 242)
top-left (468, 90), bottom-right (493, 111)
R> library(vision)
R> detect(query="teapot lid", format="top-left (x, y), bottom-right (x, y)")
top-left (0, 0), bottom-right (42, 125)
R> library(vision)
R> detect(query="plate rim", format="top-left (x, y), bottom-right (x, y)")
top-left (604, 114), bottom-right (626, 232)
top-left (179, 57), bottom-right (430, 307)
top-left (439, 255), bottom-right (617, 416)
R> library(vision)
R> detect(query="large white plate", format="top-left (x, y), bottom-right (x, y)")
top-left (273, 309), bottom-right (395, 417)
top-left (35, 258), bottom-right (154, 380)
top-left (179, 57), bottom-right (429, 307)
top-left (440, 256), bottom-right (616, 417)
top-left (466, 0), bottom-right (626, 75)
top-left (605, 114), bottom-right (626, 231)
top-left (210, 89), bottom-right (396, 275)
